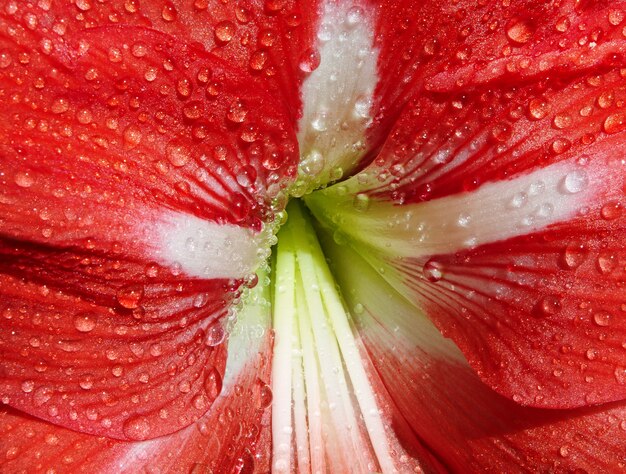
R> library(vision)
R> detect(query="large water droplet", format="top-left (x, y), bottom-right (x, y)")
top-left (117, 284), bottom-right (144, 309)
top-left (560, 170), bottom-right (589, 194)
top-left (423, 259), bottom-right (443, 283)
top-left (506, 20), bottom-right (533, 44)
top-left (215, 21), bottom-right (236, 42)
top-left (604, 112), bottom-right (626, 135)
top-left (73, 312), bottom-right (98, 333)
top-left (123, 415), bottom-right (152, 440)
top-left (560, 243), bottom-right (588, 270)
top-left (298, 48), bottom-right (321, 73)
top-left (593, 310), bottom-right (611, 327)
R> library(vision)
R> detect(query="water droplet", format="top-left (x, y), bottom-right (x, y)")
top-left (507, 192), bottom-right (528, 209)
top-left (249, 50), bottom-right (268, 71)
top-left (123, 125), bottom-right (142, 147)
top-left (33, 386), bottom-right (53, 406)
top-left (0, 50), bottom-right (12, 68)
top-left (299, 150), bottom-right (325, 176)
top-left (615, 366), bottom-right (626, 384)
top-left (346, 6), bottom-right (364, 26)
top-left (506, 20), bottom-right (533, 44)
top-left (161, 1), bottom-right (177, 21)
top-left (352, 193), bottom-right (370, 212)
top-left (593, 310), bottom-right (612, 327)
top-left (79, 375), bottom-right (94, 390)
top-left (14, 172), bottom-right (34, 188)
top-left (206, 321), bottom-right (225, 346)
top-left (204, 368), bottom-right (223, 401)
top-left (51, 97), bottom-right (69, 114)
top-left (166, 141), bottom-right (191, 167)
top-left (176, 78), bottom-right (192, 97)
top-left (560, 243), bottom-right (588, 270)
top-left (215, 21), bottom-right (236, 43)
top-left (298, 48), bottom-right (321, 73)
top-left (116, 284), bottom-right (144, 309)
top-left (255, 379), bottom-right (272, 409)
top-left (123, 415), bottom-right (152, 440)
top-left (597, 252), bottom-right (617, 274)
top-left (423, 259), bottom-right (443, 283)
top-left (553, 114), bottom-right (572, 129)
top-left (604, 112), bottom-right (626, 135)
top-left (73, 312), bottom-right (98, 332)
top-left (560, 170), bottom-right (588, 194)
top-left (226, 99), bottom-right (248, 123)
top-left (21, 380), bottom-right (35, 393)
top-left (528, 98), bottom-right (549, 120)
top-left (75, 0), bottom-right (91, 11)
top-left (144, 67), bottom-right (158, 82)
top-left (601, 200), bottom-right (622, 220)
top-left (124, 0), bottom-right (139, 13)
top-left (537, 295), bottom-right (561, 316)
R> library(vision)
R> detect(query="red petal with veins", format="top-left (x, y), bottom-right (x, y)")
top-left (323, 234), bottom-right (626, 472)
top-left (308, 38), bottom-right (626, 407)
top-left (0, 6), bottom-right (298, 440)
top-left (366, 0), bottom-right (626, 154)
top-left (0, 326), bottom-right (274, 473)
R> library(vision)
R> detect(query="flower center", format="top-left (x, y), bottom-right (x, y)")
top-left (264, 199), bottom-right (409, 473)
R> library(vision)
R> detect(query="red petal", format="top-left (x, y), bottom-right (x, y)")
top-left (308, 62), bottom-right (626, 408)
top-left (0, 325), bottom-right (273, 473)
top-left (0, 8), bottom-right (298, 439)
top-left (367, 0), bottom-right (626, 151)
top-left (323, 234), bottom-right (626, 471)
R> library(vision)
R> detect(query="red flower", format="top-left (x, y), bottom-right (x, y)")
top-left (1, 0), bottom-right (626, 472)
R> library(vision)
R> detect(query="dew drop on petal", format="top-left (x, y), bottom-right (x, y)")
top-left (21, 380), bottom-right (35, 393)
top-left (506, 20), bottom-right (533, 44)
top-left (14, 172), bottom-right (34, 188)
top-left (603, 112), bottom-right (626, 135)
top-left (51, 97), bottom-right (69, 114)
top-left (123, 415), bottom-right (152, 440)
top-left (255, 379), bottom-right (273, 409)
top-left (161, 1), bottom-right (177, 22)
top-left (116, 284), bottom-right (144, 309)
top-left (73, 312), bottom-right (98, 332)
top-left (204, 368), bottom-right (223, 401)
top-left (215, 21), bottom-right (236, 43)
top-left (536, 295), bottom-right (561, 316)
top-left (206, 321), bottom-right (226, 346)
top-left (528, 98), bottom-right (549, 120)
top-left (597, 252), bottom-right (618, 274)
top-left (298, 48), bottom-right (321, 73)
top-left (560, 170), bottom-right (588, 194)
top-left (593, 311), bottom-right (611, 327)
top-left (423, 259), bottom-right (443, 283)
top-left (615, 367), bottom-right (626, 385)
top-left (166, 141), bottom-right (192, 167)
top-left (560, 242), bottom-right (588, 270)
top-left (601, 200), bottom-right (622, 220)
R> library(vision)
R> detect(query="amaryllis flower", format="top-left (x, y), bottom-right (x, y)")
top-left (2, 0), bottom-right (626, 472)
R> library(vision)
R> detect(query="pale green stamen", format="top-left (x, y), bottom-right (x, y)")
top-left (270, 200), bottom-right (397, 473)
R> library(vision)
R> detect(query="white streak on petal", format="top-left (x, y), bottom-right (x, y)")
top-left (297, 1), bottom-right (379, 190)
top-left (308, 159), bottom-right (615, 258)
top-left (150, 211), bottom-right (262, 279)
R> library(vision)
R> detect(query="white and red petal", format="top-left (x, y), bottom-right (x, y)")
top-left (307, 63), bottom-right (626, 408)
top-left (0, 277), bottom-right (274, 473)
top-left (295, 0), bottom-right (379, 191)
top-left (0, 8), bottom-right (298, 440)
top-left (268, 202), bottom-right (442, 473)
top-left (322, 232), bottom-right (626, 472)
